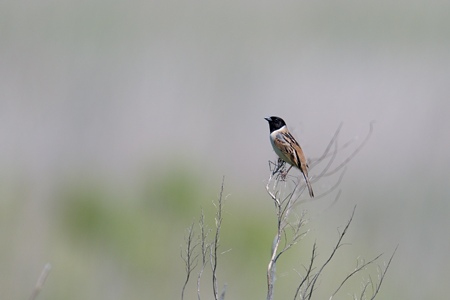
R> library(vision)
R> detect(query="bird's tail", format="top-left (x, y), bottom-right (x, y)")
top-left (303, 173), bottom-right (314, 198)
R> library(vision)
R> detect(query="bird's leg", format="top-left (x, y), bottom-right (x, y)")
top-left (279, 165), bottom-right (293, 181)
top-left (273, 158), bottom-right (285, 176)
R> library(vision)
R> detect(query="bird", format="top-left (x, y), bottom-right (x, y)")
top-left (264, 116), bottom-right (314, 198)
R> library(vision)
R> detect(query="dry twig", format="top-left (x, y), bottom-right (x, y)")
top-left (28, 263), bottom-right (52, 300)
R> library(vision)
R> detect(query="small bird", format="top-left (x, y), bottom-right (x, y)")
top-left (264, 116), bottom-right (314, 198)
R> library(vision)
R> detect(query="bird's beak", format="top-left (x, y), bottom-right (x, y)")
top-left (264, 117), bottom-right (272, 122)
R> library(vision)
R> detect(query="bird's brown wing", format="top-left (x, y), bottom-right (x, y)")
top-left (274, 131), bottom-right (308, 171)
top-left (275, 131), bottom-right (314, 197)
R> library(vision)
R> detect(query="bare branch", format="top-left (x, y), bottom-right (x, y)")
top-left (212, 176), bottom-right (226, 300)
top-left (293, 243), bottom-right (317, 300)
top-left (181, 222), bottom-right (199, 300)
top-left (359, 279), bottom-right (371, 300)
top-left (311, 127), bottom-right (340, 181)
top-left (219, 283), bottom-right (228, 300)
top-left (28, 263), bottom-right (52, 300)
top-left (306, 206), bottom-right (356, 300)
top-left (368, 245), bottom-right (398, 300)
top-left (266, 174), bottom-right (309, 300)
top-left (309, 122), bottom-right (344, 169)
top-left (329, 254), bottom-right (383, 299)
top-left (306, 122), bottom-right (375, 196)
top-left (197, 210), bottom-right (211, 300)
top-left (181, 178), bottom-right (228, 300)
top-left (320, 121), bottom-right (374, 178)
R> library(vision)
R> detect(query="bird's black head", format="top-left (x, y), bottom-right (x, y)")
top-left (264, 116), bottom-right (286, 133)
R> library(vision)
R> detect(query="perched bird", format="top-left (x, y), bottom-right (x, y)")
top-left (264, 116), bottom-right (314, 198)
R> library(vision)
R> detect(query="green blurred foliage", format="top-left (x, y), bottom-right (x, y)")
top-left (0, 165), bottom-right (396, 300)
top-left (55, 167), bottom-right (205, 272)
top-left (40, 166), bottom-right (276, 299)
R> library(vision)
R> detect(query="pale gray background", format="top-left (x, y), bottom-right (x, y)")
top-left (1, 1), bottom-right (449, 299)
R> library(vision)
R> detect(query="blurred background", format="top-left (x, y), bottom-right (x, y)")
top-left (1, 0), bottom-right (449, 299)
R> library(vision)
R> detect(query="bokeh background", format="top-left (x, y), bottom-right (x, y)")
top-left (1, 1), bottom-right (449, 299)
